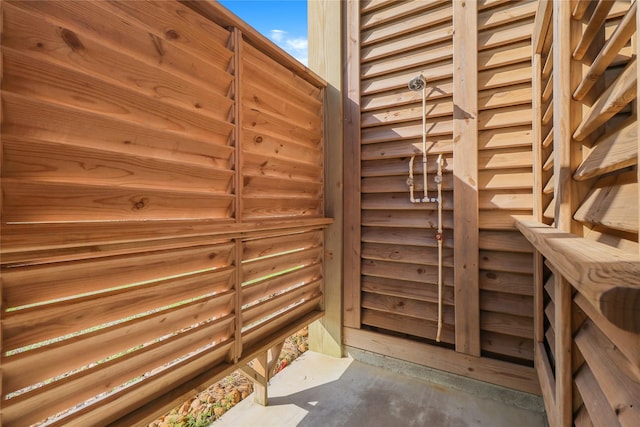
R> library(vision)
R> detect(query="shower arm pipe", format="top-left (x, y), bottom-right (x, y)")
top-left (421, 83), bottom-right (429, 201)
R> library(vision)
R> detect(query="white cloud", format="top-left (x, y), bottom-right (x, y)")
top-left (286, 37), bottom-right (308, 51)
top-left (268, 29), bottom-right (308, 66)
top-left (270, 29), bottom-right (286, 43)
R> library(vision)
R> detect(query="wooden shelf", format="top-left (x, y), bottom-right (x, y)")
top-left (515, 217), bottom-right (640, 333)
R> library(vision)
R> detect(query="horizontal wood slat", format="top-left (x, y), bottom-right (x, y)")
top-left (574, 364), bottom-right (623, 427)
top-left (3, 243), bottom-right (234, 313)
top-left (362, 275), bottom-right (455, 305)
top-left (573, 2), bottom-right (636, 101)
top-left (361, 309), bottom-right (455, 344)
top-left (477, 1), bottom-right (536, 31)
top-left (573, 171), bottom-right (638, 233)
top-left (3, 317), bottom-right (235, 426)
top-left (573, 57), bottom-right (637, 142)
top-left (573, 292), bottom-right (640, 373)
top-left (242, 246), bottom-right (324, 284)
top-left (572, 0), bottom-right (615, 61)
top-left (573, 118), bottom-right (637, 180)
top-left (241, 298), bottom-right (323, 350)
top-left (3, 289), bottom-right (234, 396)
top-left (575, 320), bottom-right (640, 425)
top-left (479, 270), bottom-right (534, 297)
top-left (3, 267), bottom-right (235, 353)
top-left (361, 3), bottom-right (452, 47)
top-left (362, 292), bottom-right (455, 324)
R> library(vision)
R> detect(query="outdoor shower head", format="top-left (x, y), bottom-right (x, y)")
top-left (408, 75), bottom-right (425, 91)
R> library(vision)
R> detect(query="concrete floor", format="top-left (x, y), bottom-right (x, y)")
top-left (214, 350), bottom-right (547, 427)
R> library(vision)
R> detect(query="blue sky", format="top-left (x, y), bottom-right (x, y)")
top-left (219, 0), bottom-right (308, 65)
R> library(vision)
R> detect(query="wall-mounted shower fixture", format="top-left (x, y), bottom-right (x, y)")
top-left (407, 74), bottom-right (444, 343)
top-left (408, 75), bottom-right (426, 91)
top-left (407, 75), bottom-right (437, 204)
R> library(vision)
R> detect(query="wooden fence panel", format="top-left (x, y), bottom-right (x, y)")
top-left (240, 42), bottom-right (324, 220)
top-left (0, 1), bottom-right (328, 425)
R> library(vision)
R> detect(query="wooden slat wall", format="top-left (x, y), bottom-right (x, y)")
top-left (240, 41), bottom-right (324, 220)
top-left (358, 0), bottom-right (457, 346)
top-left (241, 230), bottom-right (324, 349)
top-left (526, 1), bottom-right (640, 426)
top-left (477, 0), bottom-right (537, 364)
top-left (343, 0), bottom-right (539, 394)
top-left (0, 1), bottom-right (327, 425)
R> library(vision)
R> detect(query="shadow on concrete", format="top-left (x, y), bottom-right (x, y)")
top-left (214, 351), bottom-right (546, 427)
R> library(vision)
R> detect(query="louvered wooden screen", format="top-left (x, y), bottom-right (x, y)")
top-left (476, 0), bottom-right (537, 364)
top-left (0, 1), bottom-right (327, 425)
top-left (357, 0), bottom-right (457, 345)
top-left (526, 1), bottom-right (640, 426)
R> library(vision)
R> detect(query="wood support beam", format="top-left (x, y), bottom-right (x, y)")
top-left (231, 28), bottom-right (244, 362)
top-left (341, 0), bottom-right (362, 330)
top-left (453, 0), bottom-right (480, 356)
top-left (553, 0), bottom-right (581, 235)
top-left (238, 341), bottom-right (287, 406)
top-left (239, 351), bottom-right (270, 405)
top-left (637, 0), bottom-right (640, 259)
top-left (533, 53), bottom-right (544, 224)
top-left (555, 276), bottom-right (572, 427)
top-left (308, 0), bottom-right (343, 357)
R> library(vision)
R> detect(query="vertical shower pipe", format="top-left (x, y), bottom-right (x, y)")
top-left (407, 75), bottom-right (444, 342)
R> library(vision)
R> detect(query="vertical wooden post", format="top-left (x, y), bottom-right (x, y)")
top-left (453, 0), bottom-right (480, 356)
top-left (233, 238), bottom-right (243, 363)
top-left (341, 0), bottom-right (362, 330)
top-left (532, 51), bottom-right (545, 345)
top-left (637, 0), bottom-right (640, 258)
top-left (308, 0), bottom-right (343, 356)
top-left (555, 276), bottom-right (572, 427)
top-left (231, 27), bottom-right (243, 224)
top-left (532, 52), bottom-right (544, 226)
top-left (553, 1), bottom-right (581, 236)
top-left (0, 5), bottom-right (4, 421)
top-left (252, 352), bottom-right (269, 405)
top-left (553, 2), bottom-right (576, 425)
top-left (231, 27), bottom-right (244, 362)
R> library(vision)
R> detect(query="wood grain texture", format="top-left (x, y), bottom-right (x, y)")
top-left (515, 217), bottom-right (640, 333)
top-left (572, 0), bottom-right (615, 61)
top-left (574, 292), bottom-right (640, 375)
top-left (533, 0), bottom-right (552, 54)
top-left (573, 57), bottom-right (637, 142)
top-left (574, 171), bottom-right (638, 233)
top-left (553, 0), bottom-right (582, 235)
top-left (453, 0), bottom-right (480, 357)
top-left (344, 327), bottom-right (540, 395)
top-left (535, 342), bottom-right (557, 426)
top-left (555, 275), bottom-right (572, 427)
top-left (1, 1), bottom-right (329, 425)
top-left (573, 2), bottom-right (636, 101)
top-left (575, 319), bottom-right (640, 425)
